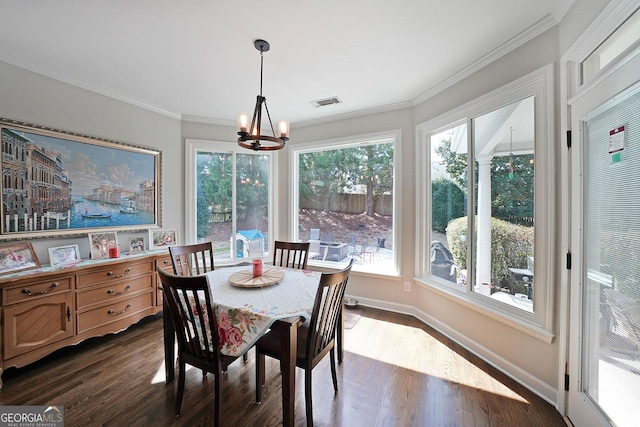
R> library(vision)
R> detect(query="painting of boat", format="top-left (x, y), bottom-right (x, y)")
top-left (120, 199), bottom-right (138, 214)
top-left (81, 213), bottom-right (112, 219)
top-left (43, 212), bottom-right (68, 221)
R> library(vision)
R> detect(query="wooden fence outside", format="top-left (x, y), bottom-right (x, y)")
top-left (208, 193), bottom-right (393, 223)
top-left (300, 193), bottom-right (392, 215)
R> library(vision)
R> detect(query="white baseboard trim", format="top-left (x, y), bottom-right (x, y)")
top-left (346, 294), bottom-right (559, 408)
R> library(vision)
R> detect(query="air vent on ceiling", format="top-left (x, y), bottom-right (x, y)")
top-left (310, 97), bottom-right (342, 108)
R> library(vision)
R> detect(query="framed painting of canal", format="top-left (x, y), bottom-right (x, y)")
top-left (0, 118), bottom-right (161, 240)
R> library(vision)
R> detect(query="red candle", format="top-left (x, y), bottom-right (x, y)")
top-left (252, 258), bottom-right (263, 277)
top-left (109, 246), bottom-right (120, 258)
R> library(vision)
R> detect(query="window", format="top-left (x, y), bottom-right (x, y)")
top-left (430, 123), bottom-right (467, 284)
top-left (292, 132), bottom-right (399, 275)
top-left (185, 139), bottom-right (273, 263)
top-left (471, 97), bottom-right (535, 312)
top-left (417, 65), bottom-right (554, 341)
top-left (581, 7), bottom-right (640, 86)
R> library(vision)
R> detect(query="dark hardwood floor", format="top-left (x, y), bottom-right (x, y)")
top-left (0, 307), bottom-right (567, 426)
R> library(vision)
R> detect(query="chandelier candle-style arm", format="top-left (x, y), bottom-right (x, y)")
top-left (237, 39), bottom-right (289, 151)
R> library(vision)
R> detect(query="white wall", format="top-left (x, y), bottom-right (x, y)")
top-left (0, 61), bottom-right (182, 262)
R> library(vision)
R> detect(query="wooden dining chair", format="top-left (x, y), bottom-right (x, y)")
top-left (272, 241), bottom-right (310, 269)
top-left (168, 242), bottom-right (249, 363)
top-left (255, 259), bottom-right (354, 427)
top-left (156, 268), bottom-right (238, 426)
top-left (168, 242), bottom-right (214, 276)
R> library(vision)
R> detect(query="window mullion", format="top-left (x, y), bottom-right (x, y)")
top-left (467, 116), bottom-right (475, 294)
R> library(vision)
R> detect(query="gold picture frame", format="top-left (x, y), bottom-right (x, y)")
top-left (1, 118), bottom-right (161, 241)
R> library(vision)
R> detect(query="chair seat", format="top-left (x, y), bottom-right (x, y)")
top-left (180, 351), bottom-right (238, 373)
top-left (255, 322), bottom-right (315, 367)
top-left (256, 321), bottom-right (338, 374)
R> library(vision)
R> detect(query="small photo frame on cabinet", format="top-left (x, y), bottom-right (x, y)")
top-left (149, 228), bottom-right (177, 249)
top-left (88, 231), bottom-right (118, 260)
top-left (48, 244), bottom-right (81, 267)
top-left (128, 236), bottom-right (146, 254)
top-left (0, 242), bottom-right (40, 274)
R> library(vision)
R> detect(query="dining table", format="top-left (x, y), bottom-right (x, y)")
top-left (161, 263), bottom-right (345, 427)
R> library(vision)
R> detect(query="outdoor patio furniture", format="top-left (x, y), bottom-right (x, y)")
top-left (309, 240), bottom-right (328, 261)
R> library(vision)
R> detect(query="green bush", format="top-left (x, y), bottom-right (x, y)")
top-left (431, 177), bottom-right (465, 233)
top-left (446, 216), bottom-right (533, 285)
top-left (446, 217), bottom-right (469, 270)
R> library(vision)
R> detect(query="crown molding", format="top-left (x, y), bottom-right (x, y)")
top-left (0, 51), bottom-right (181, 120)
top-left (412, 13), bottom-right (559, 106)
top-left (552, 0), bottom-right (575, 23)
top-left (291, 100), bottom-right (413, 129)
top-left (180, 115), bottom-right (235, 126)
top-left (183, 100), bottom-right (413, 130)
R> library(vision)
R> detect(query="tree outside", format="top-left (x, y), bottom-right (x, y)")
top-left (193, 142), bottom-right (395, 267)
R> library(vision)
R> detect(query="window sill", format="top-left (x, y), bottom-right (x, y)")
top-left (415, 277), bottom-right (555, 344)
top-left (309, 259), bottom-right (400, 279)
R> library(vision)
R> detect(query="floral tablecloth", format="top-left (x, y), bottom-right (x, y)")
top-left (205, 265), bottom-right (320, 356)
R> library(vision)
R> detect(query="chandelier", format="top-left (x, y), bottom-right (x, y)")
top-left (237, 39), bottom-right (289, 151)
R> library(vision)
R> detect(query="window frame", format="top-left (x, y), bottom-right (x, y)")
top-left (415, 65), bottom-right (555, 342)
top-left (185, 138), bottom-right (277, 265)
top-left (290, 130), bottom-right (402, 276)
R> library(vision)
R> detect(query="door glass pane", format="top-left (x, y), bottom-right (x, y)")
top-left (236, 153), bottom-right (269, 259)
top-left (430, 124), bottom-right (467, 285)
top-left (471, 96), bottom-right (535, 312)
top-left (582, 88), bottom-right (640, 427)
top-left (196, 151), bottom-right (232, 258)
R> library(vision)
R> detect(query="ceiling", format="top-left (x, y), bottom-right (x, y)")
top-left (0, 1), bottom-right (569, 127)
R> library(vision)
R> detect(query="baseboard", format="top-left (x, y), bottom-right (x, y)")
top-left (346, 294), bottom-right (559, 408)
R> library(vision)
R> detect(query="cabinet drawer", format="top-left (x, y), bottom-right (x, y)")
top-left (77, 291), bottom-right (154, 334)
top-left (76, 274), bottom-right (153, 310)
top-left (3, 277), bottom-right (73, 306)
top-left (155, 255), bottom-right (172, 306)
top-left (76, 261), bottom-right (153, 288)
top-left (155, 255), bottom-right (173, 274)
top-left (3, 292), bottom-right (74, 360)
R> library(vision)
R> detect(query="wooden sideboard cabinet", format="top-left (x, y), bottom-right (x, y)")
top-left (0, 250), bottom-right (169, 389)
